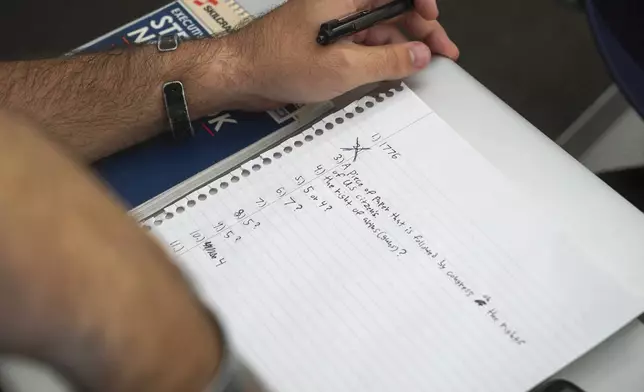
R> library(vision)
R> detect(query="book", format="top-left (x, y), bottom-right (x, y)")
top-left (142, 84), bottom-right (643, 392)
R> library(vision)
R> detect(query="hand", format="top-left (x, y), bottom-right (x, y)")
top-left (0, 112), bottom-right (222, 391)
top-left (0, 0), bottom-right (456, 160)
top-left (216, 0), bottom-right (458, 110)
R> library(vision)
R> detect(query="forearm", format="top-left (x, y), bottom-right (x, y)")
top-left (0, 38), bottom-right (244, 160)
top-left (0, 113), bottom-right (222, 391)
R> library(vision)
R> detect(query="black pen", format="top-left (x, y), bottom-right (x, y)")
top-left (317, 0), bottom-right (414, 46)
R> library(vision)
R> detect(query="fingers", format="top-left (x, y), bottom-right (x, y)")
top-left (351, 0), bottom-right (457, 60)
top-left (411, 0), bottom-right (439, 21)
top-left (352, 24), bottom-right (408, 46)
top-left (402, 14), bottom-right (459, 60)
top-left (339, 41), bottom-right (431, 87)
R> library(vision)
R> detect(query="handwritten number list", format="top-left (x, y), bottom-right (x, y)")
top-left (158, 116), bottom-right (526, 347)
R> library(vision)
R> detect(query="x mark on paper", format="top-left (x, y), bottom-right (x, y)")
top-left (341, 137), bottom-right (371, 162)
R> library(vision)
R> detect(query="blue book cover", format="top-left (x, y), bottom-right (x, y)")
top-left (73, 2), bottom-right (211, 52)
top-left (73, 1), bottom-right (322, 208)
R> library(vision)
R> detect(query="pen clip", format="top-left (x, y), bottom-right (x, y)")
top-left (336, 9), bottom-right (370, 24)
top-left (317, 0), bottom-right (414, 45)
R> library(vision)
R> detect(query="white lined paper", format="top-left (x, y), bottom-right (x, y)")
top-left (146, 85), bottom-right (641, 392)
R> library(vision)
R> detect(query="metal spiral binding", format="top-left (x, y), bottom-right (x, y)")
top-left (142, 82), bottom-right (404, 229)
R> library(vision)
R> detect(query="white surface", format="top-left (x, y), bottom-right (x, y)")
top-left (408, 60), bottom-right (644, 295)
top-left (582, 108), bottom-right (644, 172)
top-left (407, 59), bottom-right (644, 390)
top-left (146, 85), bottom-right (642, 392)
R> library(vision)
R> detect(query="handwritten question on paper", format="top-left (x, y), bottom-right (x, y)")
top-left (166, 134), bottom-right (527, 346)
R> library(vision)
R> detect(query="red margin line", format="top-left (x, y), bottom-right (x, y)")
top-left (201, 123), bottom-right (215, 136)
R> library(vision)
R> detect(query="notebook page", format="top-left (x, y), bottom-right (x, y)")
top-left (145, 85), bottom-right (641, 392)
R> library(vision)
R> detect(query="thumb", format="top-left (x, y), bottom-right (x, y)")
top-left (344, 42), bottom-right (431, 86)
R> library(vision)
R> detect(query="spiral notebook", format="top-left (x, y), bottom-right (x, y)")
top-left (141, 84), bottom-right (641, 392)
